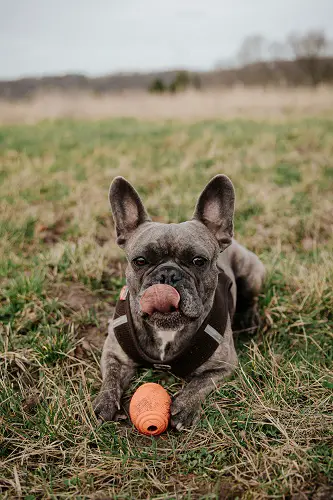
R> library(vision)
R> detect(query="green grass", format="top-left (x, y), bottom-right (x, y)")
top-left (0, 116), bottom-right (333, 499)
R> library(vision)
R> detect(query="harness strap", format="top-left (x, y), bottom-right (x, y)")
top-left (113, 272), bottom-right (234, 378)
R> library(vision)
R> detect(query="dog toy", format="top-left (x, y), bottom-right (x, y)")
top-left (129, 383), bottom-right (171, 435)
top-left (140, 284), bottom-right (180, 315)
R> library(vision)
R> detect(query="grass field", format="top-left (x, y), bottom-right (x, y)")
top-left (1, 108), bottom-right (333, 498)
top-left (1, 87), bottom-right (333, 124)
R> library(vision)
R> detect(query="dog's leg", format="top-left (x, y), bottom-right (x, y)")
top-left (171, 313), bottom-right (238, 430)
top-left (170, 368), bottom-right (232, 430)
top-left (93, 357), bottom-right (136, 422)
top-left (225, 241), bottom-right (265, 333)
top-left (93, 331), bottom-right (137, 422)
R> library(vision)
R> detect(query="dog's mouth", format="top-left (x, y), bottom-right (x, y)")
top-left (139, 283), bottom-right (201, 327)
top-left (139, 284), bottom-right (181, 317)
top-left (139, 284), bottom-right (191, 327)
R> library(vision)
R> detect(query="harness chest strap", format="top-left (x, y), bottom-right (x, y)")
top-left (113, 272), bottom-right (234, 378)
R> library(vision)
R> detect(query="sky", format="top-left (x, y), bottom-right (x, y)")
top-left (1, 0), bottom-right (333, 80)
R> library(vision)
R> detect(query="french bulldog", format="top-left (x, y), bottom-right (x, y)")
top-left (93, 175), bottom-right (265, 430)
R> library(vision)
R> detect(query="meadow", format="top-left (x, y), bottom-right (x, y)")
top-left (0, 89), bottom-right (333, 498)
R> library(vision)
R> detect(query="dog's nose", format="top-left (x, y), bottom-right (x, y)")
top-left (157, 267), bottom-right (182, 286)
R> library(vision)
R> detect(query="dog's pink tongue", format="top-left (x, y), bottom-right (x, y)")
top-left (140, 284), bottom-right (180, 315)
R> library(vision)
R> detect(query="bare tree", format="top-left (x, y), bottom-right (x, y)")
top-left (288, 30), bottom-right (327, 58)
top-left (268, 41), bottom-right (290, 61)
top-left (266, 41), bottom-right (290, 85)
top-left (237, 35), bottom-right (268, 66)
top-left (287, 30), bottom-right (330, 85)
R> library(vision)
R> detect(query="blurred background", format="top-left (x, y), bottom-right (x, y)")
top-left (1, 0), bottom-right (333, 121)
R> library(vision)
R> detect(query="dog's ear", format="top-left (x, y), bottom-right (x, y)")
top-left (192, 175), bottom-right (235, 251)
top-left (109, 177), bottom-right (151, 246)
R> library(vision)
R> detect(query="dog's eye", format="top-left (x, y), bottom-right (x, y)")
top-left (192, 257), bottom-right (207, 267)
top-left (133, 257), bottom-right (147, 267)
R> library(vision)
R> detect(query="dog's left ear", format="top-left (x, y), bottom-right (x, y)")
top-left (109, 177), bottom-right (151, 247)
top-left (192, 175), bottom-right (235, 251)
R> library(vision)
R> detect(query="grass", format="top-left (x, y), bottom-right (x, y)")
top-left (0, 112), bottom-right (333, 499)
top-left (1, 87), bottom-right (333, 124)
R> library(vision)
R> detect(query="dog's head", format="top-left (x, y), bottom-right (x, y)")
top-left (109, 175), bottom-right (235, 330)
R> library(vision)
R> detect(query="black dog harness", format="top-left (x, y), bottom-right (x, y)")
top-left (113, 272), bottom-right (234, 378)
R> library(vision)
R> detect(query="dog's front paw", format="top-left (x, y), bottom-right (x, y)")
top-left (93, 390), bottom-right (120, 423)
top-left (170, 393), bottom-right (201, 431)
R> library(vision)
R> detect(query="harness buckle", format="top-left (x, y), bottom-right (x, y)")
top-left (153, 363), bottom-right (171, 371)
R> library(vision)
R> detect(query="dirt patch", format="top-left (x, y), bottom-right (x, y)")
top-left (312, 485), bottom-right (333, 500)
top-left (218, 481), bottom-right (244, 500)
top-left (36, 217), bottom-right (68, 244)
top-left (52, 282), bottom-right (99, 311)
top-left (51, 282), bottom-right (114, 353)
top-left (76, 323), bottom-right (109, 351)
top-left (22, 390), bottom-right (41, 413)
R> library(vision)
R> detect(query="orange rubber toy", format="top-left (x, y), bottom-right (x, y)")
top-left (129, 383), bottom-right (171, 436)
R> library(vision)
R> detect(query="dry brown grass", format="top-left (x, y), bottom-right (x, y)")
top-left (1, 86), bottom-right (333, 124)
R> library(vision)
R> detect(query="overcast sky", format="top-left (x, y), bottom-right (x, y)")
top-left (1, 0), bottom-right (332, 80)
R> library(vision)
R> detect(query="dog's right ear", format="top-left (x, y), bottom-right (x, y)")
top-left (109, 177), bottom-right (151, 247)
top-left (192, 175), bottom-right (235, 251)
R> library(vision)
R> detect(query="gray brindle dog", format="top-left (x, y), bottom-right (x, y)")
top-left (94, 175), bottom-right (265, 430)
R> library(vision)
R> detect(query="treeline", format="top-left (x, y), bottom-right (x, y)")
top-left (1, 30), bottom-right (332, 99)
top-left (234, 29), bottom-right (333, 87)
top-left (149, 29), bottom-right (333, 93)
